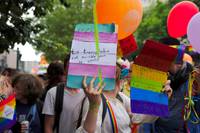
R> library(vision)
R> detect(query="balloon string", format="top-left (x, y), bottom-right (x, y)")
top-left (93, 0), bottom-right (102, 86)
top-left (184, 73), bottom-right (200, 124)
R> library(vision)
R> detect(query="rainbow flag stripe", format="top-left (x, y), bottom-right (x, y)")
top-left (0, 94), bottom-right (16, 131)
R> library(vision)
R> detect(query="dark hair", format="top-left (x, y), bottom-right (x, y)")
top-left (188, 51), bottom-right (200, 67)
top-left (12, 74), bottom-right (43, 104)
top-left (160, 37), bottom-right (180, 46)
top-left (1, 68), bottom-right (19, 77)
top-left (47, 61), bottom-right (65, 78)
top-left (64, 54), bottom-right (70, 70)
top-left (46, 61), bottom-right (65, 89)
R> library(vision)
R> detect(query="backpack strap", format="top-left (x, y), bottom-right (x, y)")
top-left (53, 83), bottom-right (65, 133)
top-left (101, 94), bottom-right (108, 126)
top-left (116, 93), bottom-right (123, 103)
top-left (101, 93), bottom-right (123, 126)
top-left (76, 97), bottom-right (86, 129)
top-left (76, 94), bottom-right (109, 129)
top-left (36, 100), bottom-right (45, 133)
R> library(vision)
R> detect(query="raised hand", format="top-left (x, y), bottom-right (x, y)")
top-left (82, 76), bottom-right (105, 106)
top-left (82, 76), bottom-right (106, 132)
top-left (161, 80), bottom-right (173, 99)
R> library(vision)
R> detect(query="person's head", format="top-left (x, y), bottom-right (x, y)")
top-left (47, 61), bottom-right (65, 88)
top-left (169, 63), bottom-right (183, 75)
top-left (12, 74), bottom-right (43, 104)
top-left (189, 51), bottom-right (200, 67)
top-left (159, 37), bottom-right (184, 75)
top-left (1, 68), bottom-right (19, 81)
top-left (115, 58), bottom-right (132, 92)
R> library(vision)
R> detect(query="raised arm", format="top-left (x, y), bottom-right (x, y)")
top-left (79, 76), bottom-right (104, 133)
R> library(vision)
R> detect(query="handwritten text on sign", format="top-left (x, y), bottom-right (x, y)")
top-left (70, 40), bottom-right (117, 66)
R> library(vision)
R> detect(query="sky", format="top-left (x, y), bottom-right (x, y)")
top-left (14, 43), bottom-right (42, 62)
top-left (13, 8), bottom-right (42, 62)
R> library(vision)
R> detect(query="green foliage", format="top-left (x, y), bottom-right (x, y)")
top-left (34, 0), bottom-right (93, 61)
top-left (0, 0), bottom-right (54, 53)
top-left (132, 0), bottom-right (200, 59)
top-left (135, 1), bottom-right (169, 45)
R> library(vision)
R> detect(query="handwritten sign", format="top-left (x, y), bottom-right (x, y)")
top-left (131, 40), bottom-right (178, 117)
top-left (119, 35), bottom-right (137, 56)
top-left (70, 40), bottom-right (116, 65)
top-left (67, 24), bottom-right (117, 90)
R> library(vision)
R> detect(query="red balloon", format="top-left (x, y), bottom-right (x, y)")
top-left (167, 1), bottom-right (199, 38)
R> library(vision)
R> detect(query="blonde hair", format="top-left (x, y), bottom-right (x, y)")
top-left (0, 76), bottom-right (13, 97)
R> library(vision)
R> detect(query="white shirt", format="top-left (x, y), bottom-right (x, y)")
top-left (76, 92), bottom-right (157, 133)
top-left (42, 87), bottom-right (85, 133)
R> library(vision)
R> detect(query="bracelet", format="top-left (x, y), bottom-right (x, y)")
top-left (89, 103), bottom-right (100, 114)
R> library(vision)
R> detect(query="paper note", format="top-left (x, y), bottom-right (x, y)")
top-left (2, 105), bottom-right (14, 120)
top-left (67, 24), bottom-right (117, 90)
top-left (119, 35), bottom-right (137, 56)
top-left (70, 40), bottom-right (116, 66)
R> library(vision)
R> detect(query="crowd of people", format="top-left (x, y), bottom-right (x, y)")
top-left (0, 38), bottom-right (200, 133)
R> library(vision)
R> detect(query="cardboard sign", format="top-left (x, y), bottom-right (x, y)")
top-left (67, 24), bottom-right (117, 90)
top-left (119, 35), bottom-right (138, 56)
top-left (131, 40), bottom-right (178, 116)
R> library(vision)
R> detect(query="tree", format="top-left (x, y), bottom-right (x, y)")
top-left (33, 0), bottom-right (93, 61)
top-left (0, 0), bottom-right (56, 53)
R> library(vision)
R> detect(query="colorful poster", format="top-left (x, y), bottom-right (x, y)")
top-left (134, 40), bottom-right (178, 72)
top-left (0, 94), bottom-right (16, 131)
top-left (131, 40), bottom-right (178, 116)
top-left (67, 24), bottom-right (117, 90)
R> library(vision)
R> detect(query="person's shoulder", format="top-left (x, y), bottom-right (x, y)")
top-left (118, 92), bottom-right (130, 104)
top-left (118, 92), bottom-right (128, 99)
top-left (46, 86), bottom-right (57, 95)
top-left (79, 89), bottom-right (85, 93)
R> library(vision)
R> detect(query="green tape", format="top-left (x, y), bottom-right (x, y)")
top-left (93, 0), bottom-right (100, 58)
top-left (93, 0), bottom-right (102, 86)
top-left (98, 67), bottom-right (102, 84)
top-left (131, 76), bottom-right (163, 93)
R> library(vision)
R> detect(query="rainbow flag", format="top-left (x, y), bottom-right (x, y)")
top-left (0, 94), bottom-right (16, 131)
top-left (131, 40), bottom-right (178, 116)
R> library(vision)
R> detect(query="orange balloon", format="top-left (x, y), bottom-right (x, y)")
top-left (96, 0), bottom-right (143, 40)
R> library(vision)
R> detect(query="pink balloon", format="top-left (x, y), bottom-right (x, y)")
top-left (187, 13), bottom-right (200, 53)
top-left (167, 1), bottom-right (199, 38)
